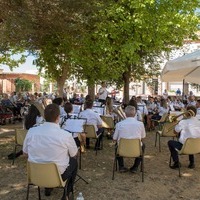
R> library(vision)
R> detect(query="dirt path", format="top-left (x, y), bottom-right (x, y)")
top-left (1, 123), bottom-right (200, 200)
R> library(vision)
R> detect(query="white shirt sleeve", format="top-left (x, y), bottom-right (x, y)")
top-left (67, 135), bottom-right (78, 157)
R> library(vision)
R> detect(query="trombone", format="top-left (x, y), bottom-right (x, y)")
top-left (170, 109), bottom-right (195, 123)
top-left (167, 109), bottom-right (195, 133)
top-left (113, 105), bottom-right (126, 121)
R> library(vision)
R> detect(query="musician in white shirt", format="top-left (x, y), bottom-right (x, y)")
top-left (168, 106), bottom-right (200, 169)
top-left (23, 103), bottom-right (78, 199)
top-left (113, 105), bottom-right (146, 173)
top-left (196, 99), bottom-right (200, 115)
top-left (79, 99), bottom-right (104, 149)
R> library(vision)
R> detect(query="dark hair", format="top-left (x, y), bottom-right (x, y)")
top-left (52, 97), bottom-right (63, 106)
top-left (44, 103), bottom-right (60, 122)
top-left (186, 105), bottom-right (197, 116)
top-left (128, 99), bottom-right (138, 110)
top-left (64, 102), bottom-right (73, 114)
top-left (24, 104), bottom-right (41, 130)
top-left (84, 99), bottom-right (93, 109)
top-left (85, 95), bottom-right (92, 101)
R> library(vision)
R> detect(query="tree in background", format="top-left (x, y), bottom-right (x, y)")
top-left (77, 0), bottom-right (199, 103)
top-left (0, 0), bottom-right (96, 96)
top-left (0, 0), bottom-right (199, 101)
top-left (15, 78), bottom-right (32, 92)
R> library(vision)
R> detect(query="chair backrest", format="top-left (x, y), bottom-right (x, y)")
top-left (101, 116), bottom-right (114, 129)
top-left (117, 138), bottom-right (141, 158)
top-left (15, 129), bottom-right (28, 145)
top-left (180, 138), bottom-right (200, 155)
top-left (159, 113), bottom-right (169, 123)
top-left (161, 122), bottom-right (177, 137)
top-left (27, 161), bottom-right (65, 188)
top-left (84, 124), bottom-right (97, 138)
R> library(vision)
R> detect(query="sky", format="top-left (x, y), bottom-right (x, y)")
top-left (0, 55), bottom-right (38, 74)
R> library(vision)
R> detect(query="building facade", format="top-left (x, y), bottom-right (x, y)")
top-left (0, 69), bottom-right (40, 94)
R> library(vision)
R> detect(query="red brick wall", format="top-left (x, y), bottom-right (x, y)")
top-left (0, 73), bottom-right (40, 94)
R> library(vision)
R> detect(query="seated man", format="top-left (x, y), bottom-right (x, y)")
top-left (168, 106), bottom-right (200, 169)
top-left (23, 103), bottom-right (78, 200)
top-left (113, 105), bottom-right (146, 173)
top-left (79, 99), bottom-right (104, 150)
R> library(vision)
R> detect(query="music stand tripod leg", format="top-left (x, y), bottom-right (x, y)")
top-left (75, 174), bottom-right (89, 184)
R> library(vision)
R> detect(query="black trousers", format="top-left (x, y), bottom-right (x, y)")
top-left (61, 157), bottom-right (78, 199)
top-left (168, 140), bottom-right (194, 163)
top-left (117, 143), bottom-right (145, 168)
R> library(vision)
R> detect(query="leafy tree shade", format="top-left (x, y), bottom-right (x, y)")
top-left (0, 0), bottom-right (96, 96)
top-left (15, 78), bottom-right (32, 92)
top-left (76, 0), bottom-right (199, 103)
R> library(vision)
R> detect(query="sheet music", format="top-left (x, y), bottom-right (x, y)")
top-left (64, 118), bottom-right (86, 133)
top-left (92, 106), bottom-right (104, 115)
top-left (72, 104), bottom-right (81, 114)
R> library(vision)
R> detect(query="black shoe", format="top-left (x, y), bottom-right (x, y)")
top-left (44, 188), bottom-right (53, 196)
top-left (119, 167), bottom-right (128, 173)
top-left (188, 163), bottom-right (195, 169)
top-left (130, 166), bottom-right (138, 173)
top-left (170, 162), bottom-right (181, 169)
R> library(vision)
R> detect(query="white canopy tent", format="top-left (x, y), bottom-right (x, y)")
top-left (161, 49), bottom-right (200, 84)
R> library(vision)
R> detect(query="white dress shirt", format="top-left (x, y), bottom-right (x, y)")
top-left (175, 117), bottom-right (200, 144)
top-left (79, 109), bottom-right (102, 131)
top-left (98, 87), bottom-right (109, 100)
top-left (23, 122), bottom-right (78, 174)
top-left (113, 117), bottom-right (146, 142)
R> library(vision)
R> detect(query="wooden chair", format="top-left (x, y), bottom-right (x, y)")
top-left (26, 161), bottom-right (68, 200)
top-left (169, 138), bottom-right (200, 177)
top-left (12, 129), bottom-right (27, 165)
top-left (155, 121), bottom-right (177, 152)
top-left (84, 124), bottom-right (103, 155)
top-left (112, 138), bottom-right (144, 182)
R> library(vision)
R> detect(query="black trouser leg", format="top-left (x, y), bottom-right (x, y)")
top-left (61, 157), bottom-right (78, 199)
top-left (117, 156), bottom-right (124, 168)
top-left (189, 155), bottom-right (194, 163)
top-left (95, 128), bottom-right (104, 148)
top-left (168, 140), bottom-right (182, 163)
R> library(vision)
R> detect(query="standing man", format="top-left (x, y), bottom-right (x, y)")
top-left (98, 82), bottom-right (109, 105)
top-left (23, 103), bottom-right (78, 200)
top-left (113, 105), bottom-right (146, 173)
top-left (168, 106), bottom-right (200, 169)
top-left (79, 99), bottom-right (104, 149)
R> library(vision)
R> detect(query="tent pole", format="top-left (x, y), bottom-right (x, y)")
top-left (182, 79), bottom-right (185, 101)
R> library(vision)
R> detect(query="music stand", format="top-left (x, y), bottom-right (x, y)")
top-left (72, 104), bottom-right (82, 116)
top-left (92, 106), bottom-right (104, 115)
top-left (63, 117), bottom-right (89, 184)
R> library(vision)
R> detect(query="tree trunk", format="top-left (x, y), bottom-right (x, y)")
top-left (123, 71), bottom-right (130, 105)
top-left (56, 77), bottom-right (66, 97)
top-left (88, 84), bottom-right (95, 100)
